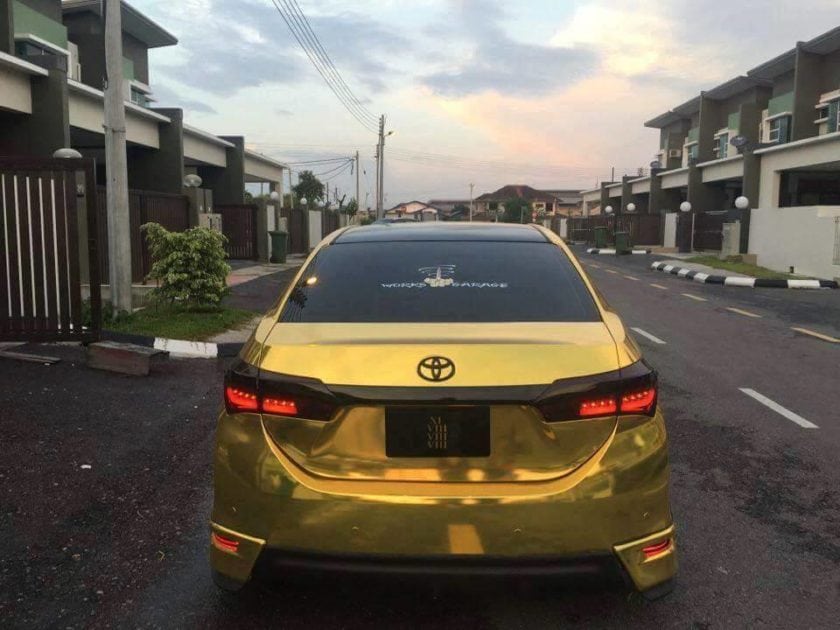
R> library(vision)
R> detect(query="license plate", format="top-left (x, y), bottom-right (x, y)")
top-left (385, 407), bottom-right (491, 458)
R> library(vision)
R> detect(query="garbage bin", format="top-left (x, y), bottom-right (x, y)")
top-left (614, 231), bottom-right (631, 253)
top-left (269, 231), bottom-right (288, 264)
top-left (594, 226), bottom-right (609, 248)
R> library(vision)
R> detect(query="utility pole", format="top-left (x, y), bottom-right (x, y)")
top-left (104, 0), bottom-right (132, 315)
top-left (376, 115), bottom-right (385, 218)
top-left (469, 183), bottom-right (475, 222)
top-left (355, 150), bottom-right (360, 215)
top-left (374, 142), bottom-right (380, 217)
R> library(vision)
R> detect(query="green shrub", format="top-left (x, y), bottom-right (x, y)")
top-left (141, 223), bottom-right (231, 308)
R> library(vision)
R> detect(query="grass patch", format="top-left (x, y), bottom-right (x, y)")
top-left (686, 256), bottom-right (802, 280)
top-left (105, 304), bottom-right (258, 341)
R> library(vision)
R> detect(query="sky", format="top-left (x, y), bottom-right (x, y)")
top-left (133, 0), bottom-right (839, 207)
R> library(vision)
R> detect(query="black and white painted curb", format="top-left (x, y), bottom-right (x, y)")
top-left (651, 262), bottom-right (839, 289)
top-left (587, 248), bottom-right (652, 255)
top-left (102, 330), bottom-right (243, 358)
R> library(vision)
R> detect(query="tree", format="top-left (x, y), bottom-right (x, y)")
top-left (293, 170), bottom-right (325, 207)
top-left (343, 199), bottom-right (359, 216)
top-left (501, 197), bottom-right (530, 223)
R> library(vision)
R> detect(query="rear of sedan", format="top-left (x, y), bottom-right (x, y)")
top-left (210, 223), bottom-right (676, 598)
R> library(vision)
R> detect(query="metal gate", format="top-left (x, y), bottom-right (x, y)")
top-left (217, 204), bottom-right (259, 259)
top-left (0, 158), bottom-right (101, 342)
top-left (693, 212), bottom-right (726, 251)
top-left (281, 207), bottom-right (307, 254)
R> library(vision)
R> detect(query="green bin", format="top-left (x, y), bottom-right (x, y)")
top-left (269, 231), bottom-right (288, 264)
top-left (614, 231), bottom-right (631, 253)
top-left (594, 226), bottom-right (609, 248)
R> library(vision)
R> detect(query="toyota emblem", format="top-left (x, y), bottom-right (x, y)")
top-left (417, 357), bottom-right (456, 383)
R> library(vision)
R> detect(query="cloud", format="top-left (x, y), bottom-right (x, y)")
top-left (141, 0), bottom-right (411, 97)
top-left (151, 83), bottom-right (217, 114)
top-left (421, 0), bottom-right (599, 97)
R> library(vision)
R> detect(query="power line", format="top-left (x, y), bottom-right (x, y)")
top-left (286, 157), bottom-right (351, 165)
top-left (269, 0), bottom-right (378, 132)
top-left (284, 0), bottom-right (378, 125)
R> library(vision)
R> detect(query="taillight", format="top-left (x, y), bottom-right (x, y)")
top-left (224, 386), bottom-right (259, 412)
top-left (537, 361), bottom-right (658, 422)
top-left (579, 397), bottom-right (618, 418)
top-left (223, 362), bottom-right (337, 421)
top-left (262, 397), bottom-right (298, 416)
top-left (621, 388), bottom-right (657, 414)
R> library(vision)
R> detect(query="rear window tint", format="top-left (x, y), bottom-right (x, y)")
top-left (280, 241), bottom-right (600, 323)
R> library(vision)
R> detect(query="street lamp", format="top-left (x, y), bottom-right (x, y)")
top-left (605, 205), bottom-right (614, 215)
top-left (270, 191), bottom-right (280, 201)
top-left (53, 148), bottom-right (82, 159)
top-left (300, 197), bottom-right (308, 209)
top-left (680, 201), bottom-right (692, 213)
top-left (183, 174), bottom-right (203, 189)
top-left (626, 203), bottom-right (637, 213)
top-left (735, 196), bottom-right (750, 210)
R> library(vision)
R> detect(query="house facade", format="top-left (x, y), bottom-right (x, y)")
top-left (474, 185), bottom-right (583, 220)
top-left (384, 200), bottom-right (440, 221)
top-left (581, 25), bottom-right (840, 222)
top-left (0, 0), bottom-right (287, 207)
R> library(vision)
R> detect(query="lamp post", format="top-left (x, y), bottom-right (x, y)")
top-left (735, 196), bottom-right (749, 210)
top-left (679, 201), bottom-right (693, 253)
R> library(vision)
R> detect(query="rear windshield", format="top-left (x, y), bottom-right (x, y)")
top-left (280, 241), bottom-right (600, 323)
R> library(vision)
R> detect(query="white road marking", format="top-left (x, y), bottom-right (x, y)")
top-left (650, 283), bottom-right (669, 290)
top-left (631, 327), bottom-right (667, 345)
top-left (605, 269), bottom-right (618, 274)
top-left (726, 307), bottom-right (762, 319)
top-left (682, 293), bottom-right (707, 302)
top-left (791, 327), bottom-right (839, 344)
top-left (624, 275), bottom-right (640, 281)
top-left (739, 389), bottom-right (819, 429)
top-left (588, 263), bottom-right (601, 269)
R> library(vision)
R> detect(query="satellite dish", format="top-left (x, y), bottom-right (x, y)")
top-left (730, 135), bottom-right (749, 149)
top-left (650, 160), bottom-right (663, 169)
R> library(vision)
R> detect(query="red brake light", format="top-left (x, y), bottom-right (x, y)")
top-left (642, 538), bottom-right (672, 560)
top-left (225, 386), bottom-right (259, 412)
top-left (262, 397), bottom-right (298, 416)
top-left (620, 387), bottom-right (657, 414)
top-left (578, 397), bottom-right (618, 418)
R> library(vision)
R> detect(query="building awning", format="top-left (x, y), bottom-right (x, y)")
top-left (62, 0), bottom-right (178, 48)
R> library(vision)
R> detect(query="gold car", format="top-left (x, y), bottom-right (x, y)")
top-left (210, 223), bottom-right (676, 599)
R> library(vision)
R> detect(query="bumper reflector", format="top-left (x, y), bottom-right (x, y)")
top-left (642, 538), bottom-right (672, 560)
top-left (212, 532), bottom-right (240, 554)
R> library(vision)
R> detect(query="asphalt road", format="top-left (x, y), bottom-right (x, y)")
top-left (2, 258), bottom-right (839, 629)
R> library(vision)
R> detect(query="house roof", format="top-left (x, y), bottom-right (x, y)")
top-left (62, 0), bottom-right (178, 48)
top-left (475, 185), bottom-right (558, 203)
top-left (385, 201), bottom-right (441, 214)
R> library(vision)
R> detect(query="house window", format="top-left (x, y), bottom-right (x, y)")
top-left (768, 116), bottom-right (791, 144)
top-left (686, 143), bottom-right (699, 163)
top-left (828, 100), bottom-right (840, 134)
top-left (714, 134), bottom-right (729, 159)
top-left (15, 40), bottom-right (54, 58)
top-left (130, 88), bottom-right (149, 107)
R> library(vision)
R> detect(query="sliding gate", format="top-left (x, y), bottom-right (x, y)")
top-left (0, 158), bottom-right (101, 342)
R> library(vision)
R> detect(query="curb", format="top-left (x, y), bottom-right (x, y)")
top-left (587, 248), bottom-right (652, 255)
top-left (650, 262), bottom-right (839, 289)
top-left (101, 330), bottom-right (243, 358)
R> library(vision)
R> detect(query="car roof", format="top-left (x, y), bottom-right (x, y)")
top-left (335, 222), bottom-right (549, 243)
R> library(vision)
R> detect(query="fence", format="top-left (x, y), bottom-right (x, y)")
top-left (692, 211), bottom-right (726, 251)
top-left (217, 204), bottom-right (259, 259)
top-left (1, 158), bottom-right (101, 342)
top-left (564, 214), bottom-right (662, 246)
top-left (95, 188), bottom-right (190, 283)
top-left (322, 210), bottom-right (340, 237)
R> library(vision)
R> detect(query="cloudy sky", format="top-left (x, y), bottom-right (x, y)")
top-left (134, 0), bottom-right (837, 206)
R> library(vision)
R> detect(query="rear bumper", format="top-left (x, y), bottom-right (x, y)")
top-left (210, 411), bottom-right (676, 593)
